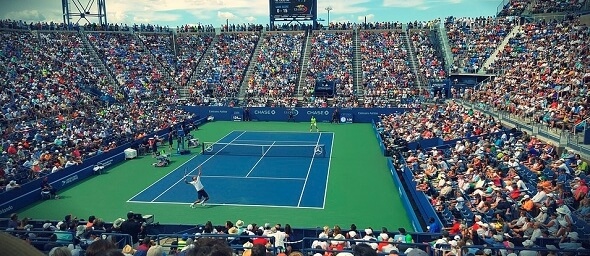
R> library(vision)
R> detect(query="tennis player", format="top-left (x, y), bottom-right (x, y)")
top-left (185, 166), bottom-right (209, 208)
top-left (310, 116), bottom-right (318, 132)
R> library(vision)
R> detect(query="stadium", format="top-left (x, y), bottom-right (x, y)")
top-left (1, 0), bottom-right (590, 255)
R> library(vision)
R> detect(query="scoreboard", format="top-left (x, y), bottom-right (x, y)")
top-left (270, 0), bottom-right (317, 20)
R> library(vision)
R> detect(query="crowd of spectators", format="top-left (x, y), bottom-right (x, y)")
top-left (302, 31), bottom-right (356, 108)
top-left (376, 102), bottom-right (503, 154)
top-left (360, 31), bottom-right (417, 108)
top-left (497, 0), bottom-right (531, 17)
top-left (530, 0), bottom-right (588, 14)
top-left (174, 34), bottom-right (214, 86)
top-left (138, 33), bottom-right (214, 86)
top-left (401, 114), bottom-right (590, 251)
top-left (176, 24), bottom-right (216, 33)
top-left (409, 30), bottom-right (447, 80)
top-left (470, 16), bottom-right (590, 132)
top-left (137, 34), bottom-right (177, 80)
top-left (244, 32), bottom-right (304, 107)
top-left (0, 29), bottom-right (194, 192)
top-left (445, 17), bottom-right (515, 73)
top-left (0, 98), bottom-right (194, 192)
top-left (221, 23), bottom-right (264, 32)
top-left (188, 32), bottom-right (260, 106)
top-left (0, 19), bottom-right (174, 32)
top-left (88, 32), bottom-right (172, 100)
top-left (0, 31), bottom-right (104, 125)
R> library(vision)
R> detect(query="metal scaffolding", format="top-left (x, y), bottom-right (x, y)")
top-left (62, 0), bottom-right (107, 28)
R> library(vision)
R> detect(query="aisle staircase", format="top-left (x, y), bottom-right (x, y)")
top-left (79, 31), bottom-right (118, 89)
top-left (295, 31), bottom-right (313, 99)
top-left (238, 30), bottom-right (266, 100)
top-left (436, 21), bottom-right (454, 73)
top-left (401, 31), bottom-right (424, 89)
top-left (185, 35), bottom-right (220, 98)
top-left (135, 33), bottom-right (179, 89)
top-left (352, 30), bottom-right (363, 98)
top-left (478, 25), bottom-right (521, 74)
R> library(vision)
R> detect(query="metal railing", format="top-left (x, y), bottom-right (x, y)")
top-left (456, 98), bottom-right (590, 158)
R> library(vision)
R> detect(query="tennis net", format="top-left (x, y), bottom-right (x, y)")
top-left (201, 142), bottom-right (326, 158)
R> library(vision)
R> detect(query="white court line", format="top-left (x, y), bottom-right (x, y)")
top-left (234, 139), bottom-right (319, 144)
top-left (126, 130), bottom-right (238, 202)
top-left (127, 200), bottom-right (323, 209)
top-left (245, 141), bottom-right (275, 177)
top-left (150, 131), bottom-right (247, 202)
top-left (321, 132), bottom-right (335, 208)
top-left (201, 175), bottom-right (305, 180)
top-left (297, 132), bottom-right (322, 207)
top-left (237, 130), bottom-right (335, 134)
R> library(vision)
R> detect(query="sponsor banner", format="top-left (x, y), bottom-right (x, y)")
top-left (183, 106), bottom-right (417, 123)
top-left (388, 160), bottom-right (423, 232)
top-left (340, 112), bottom-right (353, 124)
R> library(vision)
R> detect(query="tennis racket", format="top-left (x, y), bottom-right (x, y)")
top-left (184, 168), bottom-right (188, 178)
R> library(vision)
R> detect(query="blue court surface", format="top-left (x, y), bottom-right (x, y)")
top-left (128, 131), bottom-right (334, 209)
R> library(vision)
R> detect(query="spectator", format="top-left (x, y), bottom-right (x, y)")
top-left (5, 180), bottom-right (20, 191)
top-left (245, 32), bottom-right (304, 107)
top-left (189, 32), bottom-right (259, 107)
top-left (85, 239), bottom-right (119, 256)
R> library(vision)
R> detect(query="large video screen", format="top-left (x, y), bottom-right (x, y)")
top-left (270, 0), bottom-right (316, 20)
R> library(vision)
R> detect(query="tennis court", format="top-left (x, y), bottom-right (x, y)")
top-left (128, 131), bottom-right (334, 209)
top-left (18, 121), bottom-right (412, 229)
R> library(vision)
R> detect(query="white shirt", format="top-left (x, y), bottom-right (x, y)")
top-left (5, 183), bottom-right (18, 191)
top-left (531, 190), bottom-right (546, 203)
top-left (529, 228), bottom-right (542, 242)
top-left (516, 180), bottom-right (528, 191)
top-left (190, 177), bottom-right (204, 191)
top-left (270, 231), bottom-right (287, 248)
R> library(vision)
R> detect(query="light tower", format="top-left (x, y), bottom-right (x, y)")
top-left (62, 0), bottom-right (108, 28)
top-left (325, 6), bottom-right (333, 27)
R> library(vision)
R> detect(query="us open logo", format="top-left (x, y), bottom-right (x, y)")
top-left (285, 109), bottom-right (299, 116)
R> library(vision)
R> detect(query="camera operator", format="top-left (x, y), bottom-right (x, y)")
top-left (120, 212), bottom-right (143, 245)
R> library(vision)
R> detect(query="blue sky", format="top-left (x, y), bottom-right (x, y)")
top-left (1, 0), bottom-right (502, 27)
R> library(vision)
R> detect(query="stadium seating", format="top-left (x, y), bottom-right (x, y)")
top-left (188, 32), bottom-right (260, 107)
top-left (88, 32), bottom-right (170, 100)
top-left (360, 31), bottom-right (417, 108)
top-left (302, 31), bottom-right (355, 108)
top-left (409, 30), bottom-right (446, 80)
top-left (174, 33), bottom-right (214, 85)
top-left (445, 17), bottom-right (514, 73)
top-left (531, 0), bottom-right (587, 14)
top-left (244, 32), bottom-right (305, 107)
top-left (471, 17), bottom-right (590, 129)
top-left (3, 7), bottom-right (590, 253)
top-left (139, 33), bottom-right (214, 86)
top-left (497, 0), bottom-right (530, 17)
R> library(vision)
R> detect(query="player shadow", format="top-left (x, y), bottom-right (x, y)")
top-left (191, 204), bottom-right (219, 209)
